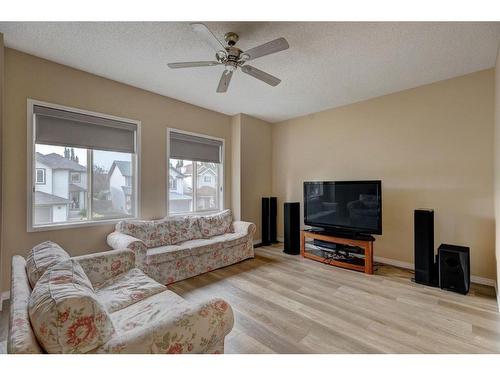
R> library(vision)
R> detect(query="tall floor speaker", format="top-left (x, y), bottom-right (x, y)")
top-left (284, 202), bottom-right (300, 255)
top-left (261, 198), bottom-right (270, 245)
top-left (261, 197), bottom-right (278, 245)
top-left (414, 209), bottom-right (437, 286)
top-left (438, 244), bottom-right (470, 294)
top-left (270, 197), bottom-right (277, 243)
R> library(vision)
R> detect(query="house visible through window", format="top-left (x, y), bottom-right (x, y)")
top-left (167, 130), bottom-right (223, 215)
top-left (29, 102), bottom-right (139, 230)
top-left (36, 168), bottom-right (46, 184)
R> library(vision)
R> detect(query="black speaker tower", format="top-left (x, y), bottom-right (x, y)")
top-left (284, 202), bottom-right (300, 255)
top-left (261, 197), bottom-right (278, 245)
top-left (270, 197), bottom-right (277, 243)
top-left (414, 209), bottom-right (438, 286)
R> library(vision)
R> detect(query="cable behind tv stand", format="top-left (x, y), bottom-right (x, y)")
top-left (301, 229), bottom-right (374, 274)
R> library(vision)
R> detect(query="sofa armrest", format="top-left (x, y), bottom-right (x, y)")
top-left (232, 221), bottom-right (256, 237)
top-left (107, 231), bottom-right (147, 252)
top-left (73, 249), bottom-right (135, 288)
top-left (97, 298), bottom-right (234, 354)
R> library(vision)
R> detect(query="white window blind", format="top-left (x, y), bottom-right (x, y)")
top-left (169, 131), bottom-right (222, 163)
top-left (34, 105), bottom-right (137, 153)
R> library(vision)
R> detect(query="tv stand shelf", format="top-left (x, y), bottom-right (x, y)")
top-left (300, 230), bottom-right (374, 274)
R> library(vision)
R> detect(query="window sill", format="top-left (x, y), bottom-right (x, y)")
top-left (27, 217), bottom-right (136, 232)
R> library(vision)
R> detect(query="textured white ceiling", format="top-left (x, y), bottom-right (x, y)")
top-left (0, 22), bottom-right (499, 122)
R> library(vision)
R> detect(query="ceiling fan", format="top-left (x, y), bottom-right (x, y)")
top-left (168, 23), bottom-right (289, 93)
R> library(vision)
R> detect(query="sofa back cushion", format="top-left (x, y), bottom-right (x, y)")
top-left (26, 241), bottom-right (70, 288)
top-left (116, 216), bottom-right (202, 247)
top-left (198, 209), bottom-right (233, 238)
top-left (157, 216), bottom-right (202, 245)
top-left (115, 219), bottom-right (162, 248)
top-left (28, 259), bottom-right (115, 354)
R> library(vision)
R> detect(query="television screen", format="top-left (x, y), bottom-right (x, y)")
top-left (303, 180), bottom-right (382, 234)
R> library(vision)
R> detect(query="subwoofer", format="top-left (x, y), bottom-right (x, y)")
top-left (414, 209), bottom-right (437, 286)
top-left (439, 244), bottom-right (470, 294)
top-left (284, 202), bottom-right (300, 255)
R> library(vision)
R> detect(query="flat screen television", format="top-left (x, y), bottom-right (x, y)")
top-left (304, 180), bottom-right (382, 235)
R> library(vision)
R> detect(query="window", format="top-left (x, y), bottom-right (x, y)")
top-left (169, 176), bottom-right (177, 191)
top-left (28, 101), bottom-right (140, 230)
top-left (70, 172), bottom-right (81, 183)
top-left (167, 130), bottom-right (223, 215)
top-left (36, 168), bottom-right (46, 184)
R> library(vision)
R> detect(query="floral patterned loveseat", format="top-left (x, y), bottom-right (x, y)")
top-left (8, 241), bottom-right (234, 354)
top-left (107, 209), bottom-right (256, 285)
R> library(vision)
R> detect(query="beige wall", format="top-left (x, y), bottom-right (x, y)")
top-left (1, 48), bottom-right (233, 290)
top-left (231, 114), bottom-right (242, 221)
top-left (239, 114), bottom-right (272, 241)
top-left (494, 44), bottom-right (500, 299)
top-left (272, 69), bottom-right (495, 280)
top-left (0, 34), bottom-right (4, 296)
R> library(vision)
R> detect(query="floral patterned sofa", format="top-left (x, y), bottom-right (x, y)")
top-left (8, 241), bottom-right (234, 354)
top-left (107, 209), bottom-right (256, 285)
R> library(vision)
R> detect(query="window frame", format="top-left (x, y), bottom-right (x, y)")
top-left (70, 172), bottom-right (81, 183)
top-left (27, 99), bottom-right (141, 232)
top-left (35, 168), bottom-right (46, 185)
top-left (166, 128), bottom-right (224, 216)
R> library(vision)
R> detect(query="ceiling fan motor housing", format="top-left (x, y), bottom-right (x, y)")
top-left (224, 32), bottom-right (239, 46)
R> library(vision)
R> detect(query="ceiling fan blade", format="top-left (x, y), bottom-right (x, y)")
top-left (217, 69), bottom-right (233, 93)
top-left (190, 23), bottom-right (226, 52)
top-left (244, 37), bottom-right (289, 61)
top-left (241, 65), bottom-right (281, 86)
top-left (168, 61), bottom-right (221, 69)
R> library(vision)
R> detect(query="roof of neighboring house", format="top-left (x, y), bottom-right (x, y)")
top-left (69, 183), bottom-right (86, 192)
top-left (110, 160), bottom-right (132, 177)
top-left (169, 166), bottom-right (186, 178)
top-left (182, 163), bottom-right (216, 176)
top-left (121, 186), bottom-right (132, 195)
top-left (35, 191), bottom-right (70, 205)
top-left (169, 192), bottom-right (192, 201)
top-left (36, 152), bottom-right (86, 172)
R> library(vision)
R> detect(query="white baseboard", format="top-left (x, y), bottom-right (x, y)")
top-left (277, 236), bottom-right (284, 242)
top-left (269, 240), bottom-right (495, 286)
top-left (253, 238), bottom-right (262, 246)
top-left (374, 256), bottom-right (496, 287)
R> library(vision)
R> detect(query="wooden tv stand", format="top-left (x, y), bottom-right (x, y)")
top-left (300, 230), bottom-right (374, 274)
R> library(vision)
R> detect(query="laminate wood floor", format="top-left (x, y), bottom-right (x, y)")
top-left (169, 244), bottom-right (500, 354)
top-left (0, 244), bottom-right (498, 354)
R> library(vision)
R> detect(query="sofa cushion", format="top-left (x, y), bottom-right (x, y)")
top-left (25, 241), bottom-right (70, 288)
top-left (116, 216), bottom-right (202, 248)
top-left (115, 219), bottom-right (162, 248)
top-left (157, 215), bottom-right (202, 244)
top-left (212, 232), bottom-right (248, 248)
top-left (198, 209), bottom-right (233, 239)
top-left (109, 290), bottom-right (188, 334)
top-left (95, 268), bottom-right (167, 313)
top-left (28, 259), bottom-right (115, 354)
top-left (146, 238), bottom-right (223, 265)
